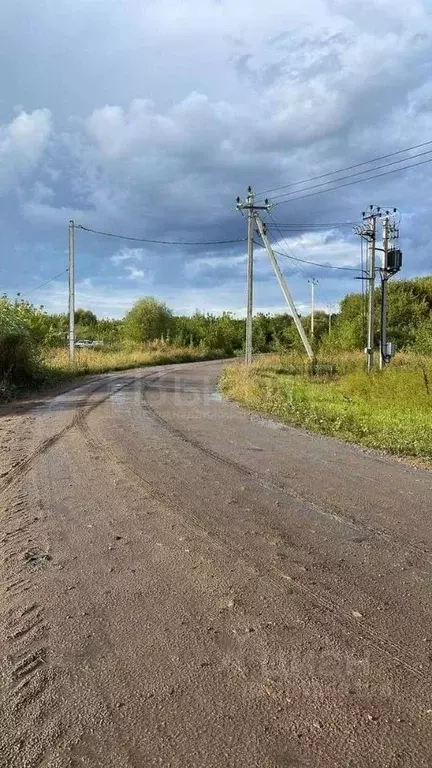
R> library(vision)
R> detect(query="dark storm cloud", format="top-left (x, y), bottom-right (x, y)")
top-left (1, 0), bottom-right (432, 315)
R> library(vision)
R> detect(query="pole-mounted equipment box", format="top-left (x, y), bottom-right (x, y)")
top-left (385, 248), bottom-right (402, 274)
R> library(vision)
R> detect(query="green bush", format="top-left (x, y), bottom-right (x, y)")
top-left (123, 297), bottom-right (173, 344)
top-left (0, 297), bottom-right (43, 396)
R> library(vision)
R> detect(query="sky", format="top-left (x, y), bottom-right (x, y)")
top-left (1, 0), bottom-right (432, 318)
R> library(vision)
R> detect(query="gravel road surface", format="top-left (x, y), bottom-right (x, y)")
top-left (1, 360), bottom-right (432, 767)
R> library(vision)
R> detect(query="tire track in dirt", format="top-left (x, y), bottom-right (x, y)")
top-left (141, 371), bottom-right (432, 563)
top-left (77, 376), bottom-right (427, 683)
top-left (1, 361), bottom-right (429, 765)
top-left (0, 367), bottom-right (174, 767)
top-left (0, 376), bottom-right (134, 497)
top-left (0, 487), bottom-right (55, 768)
top-left (0, 366), bottom-right (176, 498)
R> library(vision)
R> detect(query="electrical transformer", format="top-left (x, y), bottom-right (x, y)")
top-left (386, 248), bottom-right (402, 274)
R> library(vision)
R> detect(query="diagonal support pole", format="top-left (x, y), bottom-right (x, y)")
top-left (255, 216), bottom-right (315, 361)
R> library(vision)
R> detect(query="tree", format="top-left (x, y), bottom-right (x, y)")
top-left (202, 312), bottom-right (243, 354)
top-left (123, 297), bottom-right (173, 344)
top-left (75, 308), bottom-right (97, 326)
top-left (386, 280), bottom-right (431, 350)
top-left (0, 297), bottom-right (41, 385)
top-left (411, 315), bottom-right (432, 355)
top-left (330, 293), bottom-right (366, 350)
top-left (302, 311), bottom-right (330, 347)
top-left (97, 318), bottom-right (122, 345)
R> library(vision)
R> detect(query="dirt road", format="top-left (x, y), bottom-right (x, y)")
top-left (1, 360), bottom-right (432, 767)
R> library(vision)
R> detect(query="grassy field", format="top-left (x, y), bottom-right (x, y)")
top-left (45, 344), bottom-right (220, 376)
top-left (1, 344), bottom-right (223, 401)
top-left (220, 353), bottom-right (432, 459)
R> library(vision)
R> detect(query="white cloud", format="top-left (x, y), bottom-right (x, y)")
top-left (0, 108), bottom-right (52, 194)
top-left (185, 251), bottom-right (245, 279)
top-left (125, 266), bottom-right (145, 281)
top-left (32, 181), bottom-right (55, 203)
top-left (273, 231), bottom-right (361, 268)
top-left (109, 248), bottom-right (147, 282)
top-left (28, 1), bottom-right (432, 242)
top-left (110, 247), bottom-right (144, 265)
top-left (3, 0), bottom-right (432, 316)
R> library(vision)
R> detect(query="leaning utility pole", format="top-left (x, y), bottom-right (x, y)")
top-left (255, 216), bottom-right (314, 361)
top-left (308, 278), bottom-right (318, 341)
top-left (236, 189), bottom-right (314, 362)
top-left (236, 188), bottom-right (271, 364)
top-left (68, 220), bottom-right (75, 363)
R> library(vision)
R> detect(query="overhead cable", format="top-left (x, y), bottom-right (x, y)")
top-left (253, 240), bottom-right (361, 273)
top-left (76, 224), bottom-right (246, 246)
top-left (266, 212), bottom-right (310, 278)
top-left (269, 149), bottom-right (432, 202)
top-left (272, 155), bottom-right (432, 206)
top-left (255, 139), bottom-right (432, 198)
top-left (7, 269), bottom-right (69, 298)
top-left (266, 221), bottom-right (360, 229)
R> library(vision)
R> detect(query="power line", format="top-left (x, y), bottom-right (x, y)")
top-left (269, 149), bottom-right (432, 203)
top-left (6, 269), bottom-right (69, 298)
top-left (259, 210), bottom-right (362, 273)
top-left (273, 247), bottom-right (362, 273)
top-left (76, 224), bottom-right (245, 246)
top-left (262, 211), bottom-right (361, 275)
top-left (254, 240), bottom-right (361, 273)
top-left (255, 139), bottom-right (432, 198)
top-left (266, 221), bottom-right (360, 229)
top-left (267, 212), bottom-right (309, 279)
top-left (272, 155), bottom-right (432, 207)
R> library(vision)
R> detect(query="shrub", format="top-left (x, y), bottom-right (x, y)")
top-left (0, 297), bottom-right (42, 396)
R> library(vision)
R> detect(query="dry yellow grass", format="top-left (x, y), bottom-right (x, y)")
top-left (43, 344), bottom-right (219, 376)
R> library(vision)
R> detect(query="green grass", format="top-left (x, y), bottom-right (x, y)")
top-left (220, 353), bottom-right (432, 459)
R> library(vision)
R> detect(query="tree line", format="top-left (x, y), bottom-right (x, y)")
top-left (2, 274), bottom-right (432, 367)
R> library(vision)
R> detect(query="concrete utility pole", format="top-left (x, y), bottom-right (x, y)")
top-left (356, 207), bottom-right (402, 372)
top-left (380, 215), bottom-right (389, 370)
top-left (379, 210), bottom-right (401, 367)
top-left (366, 215), bottom-right (376, 373)
top-left (308, 278), bottom-right (318, 341)
top-left (68, 220), bottom-right (75, 363)
top-left (328, 304), bottom-right (333, 338)
top-left (255, 216), bottom-right (314, 361)
top-left (356, 207), bottom-right (380, 372)
top-left (236, 188), bottom-right (271, 364)
top-left (246, 188), bottom-right (254, 365)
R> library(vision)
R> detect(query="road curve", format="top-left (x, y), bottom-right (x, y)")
top-left (1, 359), bottom-right (432, 767)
